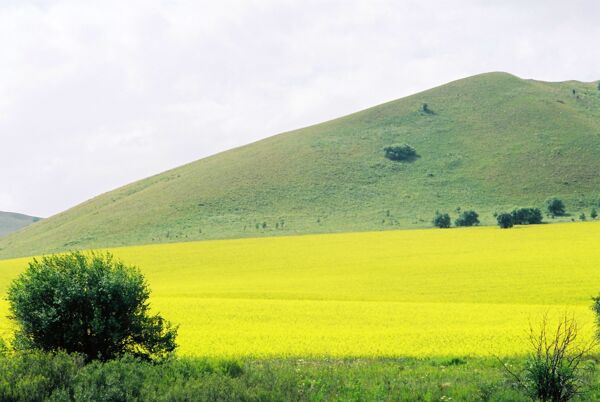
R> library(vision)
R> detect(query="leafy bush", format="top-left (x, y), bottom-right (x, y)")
top-left (8, 252), bottom-right (177, 361)
top-left (496, 213), bottom-right (513, 229)
top-left (383, 144), bottom-right (418, 162)
top-left (510, 208), bottom-right (543, 225)
top-left (591, 208), bottom-right (598, 219)
top-left (0, 350), bottom-right (83, 402)
top-left (432, 212), bottom-right (451, 228)
top-left (579, 213), bottom-right (586, 221)
top-left (455, 210), bottom-right (479, 227)
top-left (546, 197), bottom-right (566, 218)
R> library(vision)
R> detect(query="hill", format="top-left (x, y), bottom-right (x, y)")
top-left (2, 72), bottom-right (600, 258)
top-left (0, 212), bottom-right (40, 238)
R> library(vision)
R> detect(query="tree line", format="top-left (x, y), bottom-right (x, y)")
top-left (434, 197), bottom-right (598, 229)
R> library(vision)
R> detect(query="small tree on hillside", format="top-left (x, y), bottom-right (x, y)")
top-left (383, 144), bottom-right (418, 162)
top-left (8, 252), bottom-right (177, 361)
top-left (546, 197), bottom-right (566, 218)
top-left (421, 103), bottom-right (434, 114)
top-left (511, 208), bottom-right (543, 225)
top-left (591, 208), bottom-right (598, 220)
top-left (455, 210), bottom-right (480, 227)
top-left (497, 213), bottom-right (513, 229)
top-left (432, 212), bottom-right (451, 228)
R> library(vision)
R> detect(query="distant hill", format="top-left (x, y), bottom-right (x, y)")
top-left (2, 72), bottom-right (600, 258)
top-left (0, 212), bottom-right (40, 238)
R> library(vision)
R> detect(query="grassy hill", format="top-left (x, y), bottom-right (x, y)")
top-left (0, 212), bottom-right (40, 238)
top-left (2, 72), bottom-right (600, 258)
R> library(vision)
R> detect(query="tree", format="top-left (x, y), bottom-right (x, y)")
top-left (455, 210), bottom-right (479, 227)
top-left (8, 252), bottom-right (177, 361)
top-left (383, 144), bottom-right (418, 162)
top-left (511, 208), bottom-right (543, 225)
top-left (421, 103), bottom-right (434, 114)
top-left (591, 208), bottom-right (598, 220)
top-left (496, 213), bottom-right (513, 229)
top-left (546, 197), bottom-right (566, 218)
top-left (579, 213), bottom-right (586, 221)
top-left (432, 212), bottom-right (451, 228)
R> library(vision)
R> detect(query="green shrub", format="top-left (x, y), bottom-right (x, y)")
top-left (421, 103), bottom-right (434, 114)
top-left (455, 210), bottom-right (479, 227)
top-left (0, 350), bottom-right (83, 402)
top-left (383, 144), bottom-right (418, 162)
top-left (510, 208), bottom-right (543, 225)
top-left (591, 208), bottom-right (598, 219)
top-left (496, 213), bottom-right (513, 229)
top-left (217, 359), bottom-right (244, 378)
top-left (579, 213), bottom-right (586, 221)
top-left (8, 252), bottom-right (177, 362)
top-left (502, 316), bottom-right (595, 402)
top-left (432, 212), bottom-right (451, 228)
top-left (545, 197), bottom-right (566, 218)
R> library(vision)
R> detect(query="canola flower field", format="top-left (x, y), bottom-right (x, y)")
top-left (1, 222), bottom-right (599, 358)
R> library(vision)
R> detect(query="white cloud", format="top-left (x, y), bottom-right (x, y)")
top-left (1, 0), bottom-right (599, 216)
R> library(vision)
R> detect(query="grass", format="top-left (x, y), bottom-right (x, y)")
top-left (1, 222), bottom-right (600, 358)
top-left (3, 352), bottom-right (600, 401)
top-left (0, 352), bottom-right (545, 401)
top-left (2, 72), bottom-right (600, 258)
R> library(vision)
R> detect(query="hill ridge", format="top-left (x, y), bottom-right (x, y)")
top-left (0, 211), bottom-right (41, 238)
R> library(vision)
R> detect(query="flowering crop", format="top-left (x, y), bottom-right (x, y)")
top-left (0, 222), bottom-right (598, 357)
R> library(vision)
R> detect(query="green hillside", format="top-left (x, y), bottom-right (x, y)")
top-left (2, 72), bottom-right (600, 258)
top-left (0, 212), bottom-right (40, 238)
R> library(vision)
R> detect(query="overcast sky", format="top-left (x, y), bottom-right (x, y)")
top-left (2, 0), bottom-right (599, 217)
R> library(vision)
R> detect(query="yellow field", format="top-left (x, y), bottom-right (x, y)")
top-left (1, 222), bottom-right (600, 358)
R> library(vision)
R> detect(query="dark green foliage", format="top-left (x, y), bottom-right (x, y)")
top-left (591, 208), bottom-right (598, 219)
top-left (546, 197), bottom-right (566, 218)
top-left (502, 316), bottom-right (595, 402)
top-left (511, 207), bottom-right (543, 225)
top-left (579, 213), bottom-right (586, 221)
top-left (496, 213), bottom-right (513, 229)
top-left (7, 252), bottom-right (177, 362)
top-left (455, 210), bottom-right (480, 227)
top-left (217, 359), bottom-right (244, 378)
top-left (383, 144), bottom-right (418, 162)
top-left (432, 212), bottom-right (451, 228)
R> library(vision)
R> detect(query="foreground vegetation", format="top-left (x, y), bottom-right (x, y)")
top-left (6, 352), bottom-right (600, 401)
top-left (1, 222), bottom-right (600, 357)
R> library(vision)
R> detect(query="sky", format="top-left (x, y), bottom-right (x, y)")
top-left (1, 0), bottom-right (599, 217)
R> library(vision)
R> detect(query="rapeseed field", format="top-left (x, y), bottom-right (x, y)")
top-left (1, 222), bottom-right (599, 358)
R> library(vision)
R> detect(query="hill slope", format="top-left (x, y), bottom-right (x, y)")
top-left (0, 212), bottom-right (40, 238)
top-left (2, 72), bottom-right (600, 258)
